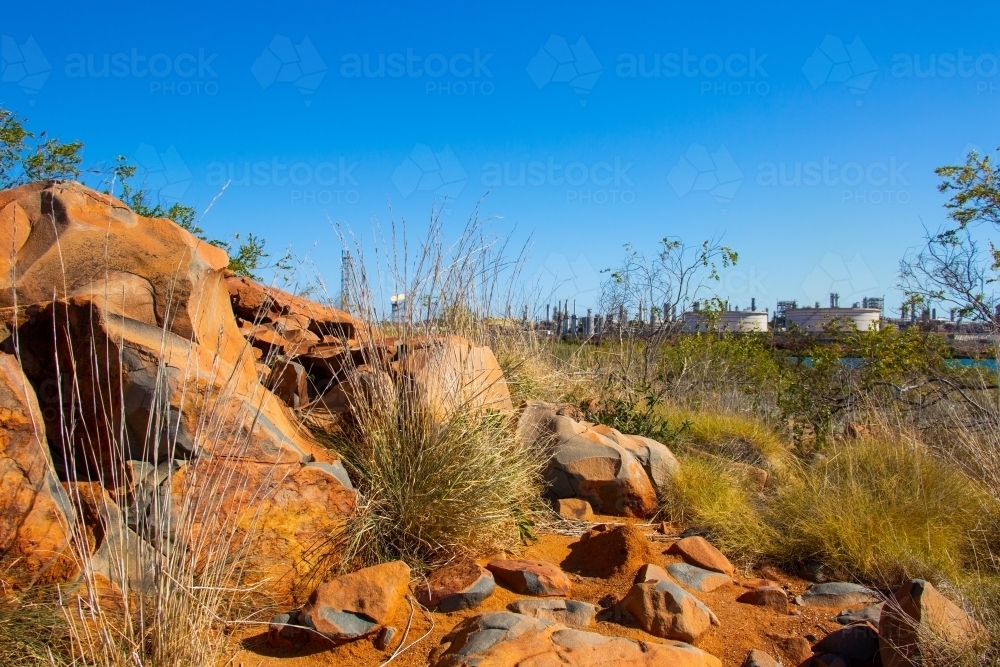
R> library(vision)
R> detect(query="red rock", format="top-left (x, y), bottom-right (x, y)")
top-left (741, 649), bottom-right (780, 667)
top-left (431, 611), bottom-right (722, 667)
top-left (226, 275), bottom-right (363, 340)
top-left (879, 579), bottom-right (981, 667)
top-left (620, 579), bottom-right (720, 642)
top-left (168, 458), bottom-right (356, 602)
top-left (770, 636), bottom-right (812, 666)
top-left (555, 498), bottom-right (595, 521)
top-left (486, 559), bottom-right (571, 597)
top-left (737, 586), bottom-right (789, 614)
top-left (517, 401), bottom-right (659, 517)
top-left (399, 335), bottom-right (513, 421)
top-left (667, 536), bottom-right (735, 576)
top-left (300, 560), bottom-right (411, 641)
top-left (634, 563), bottom-right (671, 584)
top-left (417, 559), bottom-right (495, 612)
top-left (0, 352), bottom-right (76, 587)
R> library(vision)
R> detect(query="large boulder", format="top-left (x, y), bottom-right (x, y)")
top-left (0, 181), bottom-right (248, 371)
top-left (0, 352), bottom-right (76, 586)
top-left (10, 298), bottom-right (341, 480)
top-left (430, 611), bottom-right (722, 667)
top-left (879, 579), bottom-right (981, 667)
top-left (398, 335), bottom-right (512, 421)
top-left (517, 401), bottom-right (660, 517)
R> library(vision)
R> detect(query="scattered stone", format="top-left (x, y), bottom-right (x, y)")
top-left (667, 563), bottom-right (733, 592)
top-left (299, 561), bottom-right (411, 642)
top-left (555, 498), bottom-right (595, 521)
top-left (737, 586), bottom-right (789, 614)
top-left (268, 610), bottom-right (313, 648)
top-left (562, 524), bottom-right (657, 579)
top-left (834, 603), bottom-right (882, 626)
top-left (799, 561), bottom-right (832, 583)
top-left (634, 563), bottom-right (671, 584)
top-left (741, 649), bottom-right (780, 667)
top-left (487, 559), bottom-right (571, 597)
top-left (507, 599), bottom-right (598, 628)
top-left (374, 626), bottom-right (396, 651)
top-left (813, 622), bottom-right (879, 661)
top-left (742, 578), bottom-right (782, 590)
top-left (620, 579), bottom-right (720, 642)
top-left (879, 579), bottom-right (981, 667)
top-left (796, 582), bottom-right (878, 608)
top-left (429, 611), bottom-right (722, 667)
top-left (770, 635), bottom-right (813, 666)
top-left (666, 536), bottom-right (735, 577)
top-left (417, 559), bottom-right (495, 612)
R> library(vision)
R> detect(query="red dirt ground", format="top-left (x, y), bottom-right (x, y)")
top-left (223, 519), bottom-right (847, 667)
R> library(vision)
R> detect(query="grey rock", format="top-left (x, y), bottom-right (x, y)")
top-left (796, 582), bottom-right (878, 607)
top-left (666, 562), bottom-right (733, 592)
top-left (813, 622), bottom-right (880, 661)
top-left (375, 625), bottom-right (396, 651)
top-left (507, 599), bottom-right (598, 628)
top-left (834, 602), bottom-right (882, 625)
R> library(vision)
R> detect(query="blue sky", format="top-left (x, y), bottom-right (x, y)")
top-left (3, 1), bottom-right (998, 317)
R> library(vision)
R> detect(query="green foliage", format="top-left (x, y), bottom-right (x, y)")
top-left (778, 324), bottom-right (954, 451)
top-left (588, 390), bottom-right (688, 444)
top-left (0, 107), bottom-right (83, 188)
top-left (936, 148), bottom-right (1000, 232)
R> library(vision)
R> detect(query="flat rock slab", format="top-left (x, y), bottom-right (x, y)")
top-left (879, 579), bottom-right (981, 667)
top-left (418, 559), bottom-right (495, 612)
top-left (737, 586), bottom-right (789, 614)
top-left (430, 611), bottom-right (722, 667)
top-left (813, 622), bottom-right (880, 661)
top-left (507, 599), bottom-right (598, 628)
top-left (667, 563), bottom-right (733, 592)
top-left (620, 579), bottom-right (720, 643)
top-left (796, 582), bottom-right (878, 608)
top-left (666, 536), bottom-right (734, 576)
top-left (486, 559), bottom-right (572, 597)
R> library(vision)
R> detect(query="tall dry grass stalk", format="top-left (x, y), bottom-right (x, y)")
top-left (306, 201), bottom-right (546, 572)
top-left (2, 247), bottom-right (329, 665)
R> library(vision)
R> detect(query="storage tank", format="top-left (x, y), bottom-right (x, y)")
top-left (783, 307), bottom-right (880, 332)
top-left (681, 311), bottom-right (769, 333)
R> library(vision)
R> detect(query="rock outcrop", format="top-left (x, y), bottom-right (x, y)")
top-left (517, 401), bottom-right (673, 517)
top-left (879, 579), bottom-right (980, 667)
top-left (0, 352), bottom-right (75, 586)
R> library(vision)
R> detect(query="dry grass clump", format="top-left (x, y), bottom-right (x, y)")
top-left (658, 403), bottom-right (788, 469)
top-left (770, 435), bottom-right (997, 584)
top-left (661, 429), bottom-right (998, 585)
top-left (661, 455), bottom-right (776, 565)
top-left (319, 386), bottom-right (545, 572)
top-left (0, 589), bottom-right (70, 666)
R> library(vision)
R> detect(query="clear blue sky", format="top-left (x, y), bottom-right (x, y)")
top-left (3, 1), bottom-right (998, 316)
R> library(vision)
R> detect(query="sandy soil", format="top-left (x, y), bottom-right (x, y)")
top-left (223, 519), bottom-right (848, 667)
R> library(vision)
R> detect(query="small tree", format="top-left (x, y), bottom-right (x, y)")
top-left (0, 107), bottom-right (83, 187)
top-left (900, 149), bottom-right (1000, 324)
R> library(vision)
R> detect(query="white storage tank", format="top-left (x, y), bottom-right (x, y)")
top-left (784, 307), bottom-right (880, 332)
top-left (681, 311), bottom-right (769, 333)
